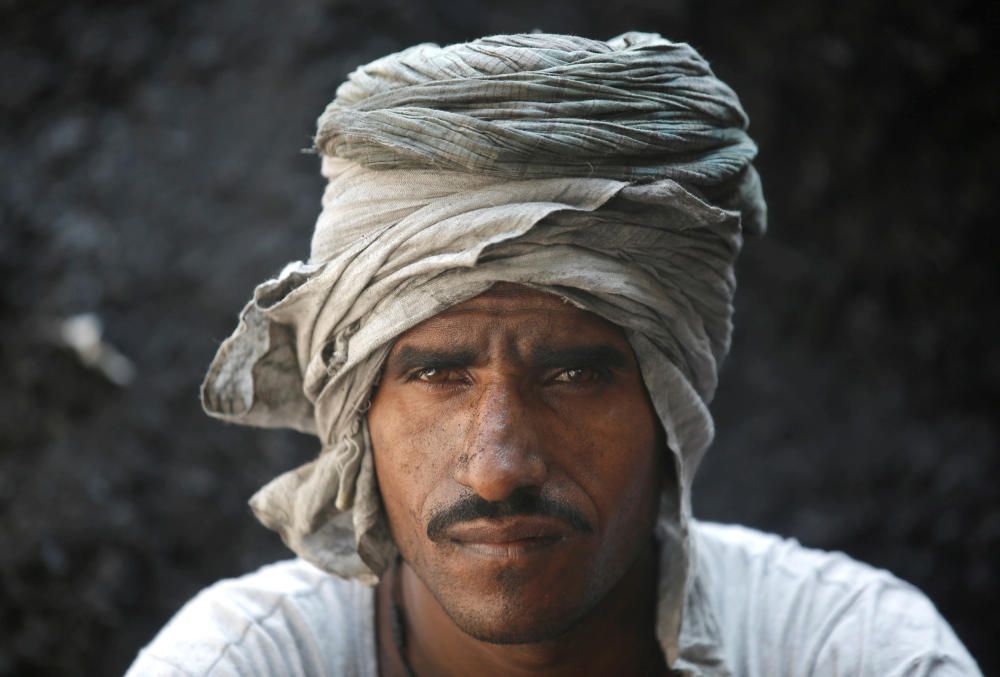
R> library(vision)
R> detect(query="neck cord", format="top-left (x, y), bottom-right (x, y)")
top-left (389, 557), bottom-right (417, 677)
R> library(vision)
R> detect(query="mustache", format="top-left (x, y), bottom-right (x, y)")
top-left (426, 489), bottom-right (593, 542)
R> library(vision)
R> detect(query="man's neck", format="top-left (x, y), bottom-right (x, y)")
top-left (376, 542), bottom-right (669, 677)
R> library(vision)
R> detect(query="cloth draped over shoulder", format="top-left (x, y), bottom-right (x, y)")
top-left (200, 32), bottom-right (766, 675)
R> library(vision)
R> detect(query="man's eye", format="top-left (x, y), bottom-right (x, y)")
top-left (412, 367), bottom-right (462, 383)
top-left (551, 367), bottom-right (601, 384)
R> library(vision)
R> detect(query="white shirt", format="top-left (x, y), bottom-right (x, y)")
top-left (126, 522), bottom-right (980, 676)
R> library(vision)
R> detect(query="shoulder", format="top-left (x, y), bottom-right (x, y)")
top-left (125, 559), bottom-right (377, 677)
top-left (691, 521), bottom-right (981, 677)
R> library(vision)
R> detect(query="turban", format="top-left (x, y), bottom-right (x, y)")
top-left (201, 32), bottom-right (765, 673)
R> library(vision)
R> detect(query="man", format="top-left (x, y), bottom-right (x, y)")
top-left (127, 33), bottom-right (979, 676)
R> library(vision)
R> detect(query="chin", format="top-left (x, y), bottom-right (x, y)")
top-left (429, 565), bottom-right (597, 645)
top-left (442, 598), bottom-right (585, 645)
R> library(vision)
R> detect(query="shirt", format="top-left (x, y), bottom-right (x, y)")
top-left (125, 521), bottom-right (980, 676)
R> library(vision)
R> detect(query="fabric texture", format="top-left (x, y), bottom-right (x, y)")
top-left (125, 522), bottom-right (982, 676)
top-left (200, 32), bottom-right (766, 671)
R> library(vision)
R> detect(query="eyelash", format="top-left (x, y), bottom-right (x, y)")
top-left (405, 367), bottom-right (469, 385)
top-left (551, 367), bottom-right (607, 384)
top-left (404, 366), bottom-right (610, 387)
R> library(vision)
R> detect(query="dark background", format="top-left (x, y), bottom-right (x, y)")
top-left (1, 0), bottom-right (997, 674)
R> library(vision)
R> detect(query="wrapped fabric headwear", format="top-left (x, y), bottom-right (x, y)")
top-left (201, 32), bottom-right (765, 675)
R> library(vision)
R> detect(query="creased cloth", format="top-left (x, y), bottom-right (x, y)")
top-left (201, 32), bottom-right (765, 675)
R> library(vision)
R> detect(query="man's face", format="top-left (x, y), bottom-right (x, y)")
top-left (367, 284), bottom-right (663, 643)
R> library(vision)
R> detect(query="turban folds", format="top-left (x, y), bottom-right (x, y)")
top-left (201, 32), bottom-right (765, 674)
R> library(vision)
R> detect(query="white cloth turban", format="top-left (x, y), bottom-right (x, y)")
top-left (201, 31), bottom-right (765, 672)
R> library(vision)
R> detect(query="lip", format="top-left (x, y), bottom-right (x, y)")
top-left (442, 516), bottom-right (576, 558)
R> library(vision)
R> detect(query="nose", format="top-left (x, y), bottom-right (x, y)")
top-left (453, 380), bottom-right (547, 502)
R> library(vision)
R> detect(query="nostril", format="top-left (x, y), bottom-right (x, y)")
top-left (453, 444), bottom-right (548, 503)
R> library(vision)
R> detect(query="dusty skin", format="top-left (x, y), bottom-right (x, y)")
top-left (367, 284), bottom-right (674, 677)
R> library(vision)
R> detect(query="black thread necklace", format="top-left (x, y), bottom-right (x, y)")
top-left (389, 557), bottom-right (417, 677)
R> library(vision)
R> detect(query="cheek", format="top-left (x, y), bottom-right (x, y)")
top-left (367, 393), bottom-right (466, 545)
top-left (555, 388), bottom-right (662, 526)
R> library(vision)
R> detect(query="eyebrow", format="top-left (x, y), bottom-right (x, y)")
top-left (388, 345), bottom-right (481, 375)
top-left (386, 342), bottom-right (633, 376)
top-left (528, 343), bottom-right (631, 371)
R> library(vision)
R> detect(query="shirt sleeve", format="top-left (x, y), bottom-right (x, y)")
top-left (124, 583), bottom-right (317, 677)
top-left (694, 522), bottom-right (982, 677)
top-left (124, 560), bottom-right (377, 677)
top-left (809, 574), bottom-right (981, 677)
top-left (126, 652), bottom-right (198, 677)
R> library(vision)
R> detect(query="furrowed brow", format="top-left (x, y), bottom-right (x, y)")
top-left (388, 345), bottom-right (480, 374)
top-left (528, 344), bottom-right (631, 371)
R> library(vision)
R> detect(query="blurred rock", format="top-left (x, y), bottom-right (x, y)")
top-left (1, 0), bottom-right (996, 675)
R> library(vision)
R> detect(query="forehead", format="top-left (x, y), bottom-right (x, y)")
top-left (389, 283), bottom-right (627, 351)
